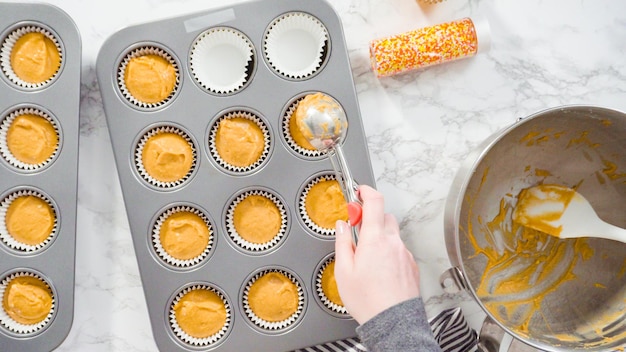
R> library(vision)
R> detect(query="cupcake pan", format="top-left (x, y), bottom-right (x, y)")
top-left (96, 0), bottom-right (374, 350)
top-left (0, 3), bottom-right (80, 351)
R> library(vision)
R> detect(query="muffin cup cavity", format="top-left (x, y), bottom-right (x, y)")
top-left (263, 12), bottom-right (329, 80)
top-left (242, 268), bottom-right (305, 332)
top-left (134, 125), bottom-right (197, 190)
top-left (169, 284), bottom-right (231, 347)
top-left (0, 24), bottom-right (63, 89)
top-left (225, 189), bottom-right (288, 253)
top-left (208, 110), bottom-right (271, 174)
top-left (190, 27), bottom-right (255, 95)
top-left (299, 173), bottom-right (346, 237)
top-left (152, 205), bottom-right (214, 268)
top-left (0, 106), bottom-right (61, 172)
top-left (314, 255), bottom-right (348, 316)
top-left (117, 45), bottom-right (180, 109)
top-left (0, 188), bottom-right (58, 253)
top-left (281, 94), bottom-right (326, 159)
top-left (0, 271), bottom-right (55, 335)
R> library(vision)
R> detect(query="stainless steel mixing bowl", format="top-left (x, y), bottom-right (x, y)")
top-left (443, 106), bottom-right (626, 351)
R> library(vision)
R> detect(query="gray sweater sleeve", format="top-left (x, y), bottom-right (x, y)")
top-left (356, 297), bottom-right (442, 352)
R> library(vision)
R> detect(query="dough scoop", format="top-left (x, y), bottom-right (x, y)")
top-left (513, 184), bottom-right (626, 243)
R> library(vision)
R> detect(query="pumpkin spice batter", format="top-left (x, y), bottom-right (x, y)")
top-left (10, 32), bottom-right (60, 84)
top-left (2, 276), bottom-right (52, 325)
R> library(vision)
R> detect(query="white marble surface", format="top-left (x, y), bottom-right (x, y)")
top-left (13, 0), bottom-right (623, 350)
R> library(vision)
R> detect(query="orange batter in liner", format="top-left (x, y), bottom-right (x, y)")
top-left (141, 132), bottom-right (193, 183)
top-left (10, 32), bottom-right (60, 84)
top-left (232, 195), bottom-right (281, 244)
top-left (305, 178), bottom-right (348, 229)
top-left (6, 195), bottom-right (55, 246)
top-left (124, 54), bottom-right (176, 104)
top-left (173, 288), bottom-right (227, 338)
top-left (6, 113), bottom-right (58, 165)
top-left (248, 272), bottom-right (299, 322)
top-left (3, 276), bottom-right (53, 325)
top-left (215, 117), bottom-right (265, 168)
top-left (321, 260), bottom-right (343, 306)
top-left (160, 211), bottom-right (210, 260)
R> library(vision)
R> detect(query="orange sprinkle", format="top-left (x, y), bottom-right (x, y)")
top-left (369, 18), bottom-right (478, 77)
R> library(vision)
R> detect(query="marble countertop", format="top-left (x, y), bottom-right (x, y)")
top-left (9, 0), bottom-right (623, 350)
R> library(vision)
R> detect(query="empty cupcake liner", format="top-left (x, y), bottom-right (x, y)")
top-left (0, 107), bottom-right (61, 171)
top-left (0, 271), bottom-right (55, 335)
top-left (281, 96), bottom-right (326, 158)
top-left (0, 24), bottom-right (63, 89)
top-left (190, 27), bottom-right (254, 95)
top-left (169, 284), bottom-right (231, 347)
top-left (0, 188), bottom-right (58, 252)
top-left (225, 189), bottom-right (288, 252)
top-left (315, 256), bottom-right (348, 316)
top-left (242, 268), bottom-right (305, 331)
top-left (264, 12), bottom-right (329, 80)
top-left (208, 111), bottom-right (271, 174)
top-left (152, 205), bottom-right (214, 268)
top-left (299, 173), bottom-right (343, 237)
top-left (134, 125), bottom-right (197, 189)
top-left (117, 45), bottom-right (180, 109)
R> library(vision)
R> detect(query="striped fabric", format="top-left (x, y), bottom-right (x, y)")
top-left (294, 307), bottom-right (477, 352)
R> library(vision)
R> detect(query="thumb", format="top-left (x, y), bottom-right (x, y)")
top-left (334, 220), bottom-right (354, 277)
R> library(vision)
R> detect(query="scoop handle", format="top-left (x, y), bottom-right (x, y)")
top-left (328, 144), bottom-right (362, 243)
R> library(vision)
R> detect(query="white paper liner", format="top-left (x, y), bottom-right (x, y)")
top-left (264, 12), bottom-right (329, 79)
top-left (242, 269), bottom-right (304, 331)
top-left (282, 96), bottom-right (325, 158)
top-left (225, 189), bottom-right (287, 252)
top-left (0, 189), bottom-right (58, 252)
top-left (0, 107), bottom-right (60, 171)
top-left (0, 271), bottom-right (55, 334)
top-left (0, 25), bottom-right (63, 89)
top-left (135, 125), bottom-right (197, 189)
top-left (169, 284), bottom-right (231, 347)
top-left (152, 205), bottom-right (213, 268)
top-left (299, 174), bottom-right (343, 236)
top-left (117, 46), bottom-right (180, 109)
top-left (208, 111), bottom-right (271, 173)
top-left (315, 257), bottom-right (348, 315)
top-left (190, 27), bottom-right (254, 95)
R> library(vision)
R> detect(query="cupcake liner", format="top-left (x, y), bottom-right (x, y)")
top-left (0, 107), bottom-right (61, 171)
top-left (0, 271), bottom-right (55, 334)
top-left (117, 45), bottom-right (180, 109)
top-left (281, 96), bottom-right (325, 158)
top-left (0, 25), bottom-right (63, 89)
top-left (242, 269), bottom-right (304, 331)
top-left (0, 188), bottom-right (58, 252)
top-left (315, 256), bottom-right (348, 315)
top-left (299, 173), bottom-right (342, 236)
top-left (134, 125), bottom-right (197, 189)
top-left (152, 205), bottom-right (213, 268)
top-left (169, 284), bottom-right (231, 347)
top-left (190, 27), bottom-right (254, 95)
top-left (208, 111), bottom-right (271, 174)
top-left (225, 189), bottom-right (288, 252)
top-left (264, 12), bottom-right (329, 79)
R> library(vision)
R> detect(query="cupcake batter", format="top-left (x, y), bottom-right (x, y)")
top-left (5, 195), bottom-right (55, 246)
top-left (160, 211), bottom-right (209, 260)
top-left (6, 113), bottom-right (58, 165)
top-left (173, 288), bottom-right (227, 338)
top-left (10, 32), bottom-right (60, 84)
top-left (305, 178), bottom-right (349, 229)
top-left (3, 276), bottom-right (52, 325)
top-left (248, 272), bottom-right (298, 322)
top-left (321, 260), bottom-right (343, 306)
top-left (215, 117), bottom-right (264, 167)
top-left (124, 54), bottom-right (176, 104)
top-left (233, 195), bottom-right (281, 244)
top-left (141, 132), bottom-right (193, 183)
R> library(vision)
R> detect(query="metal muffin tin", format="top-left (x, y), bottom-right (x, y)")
top-left (96, 0), bottom-right (374, 350)
top-left (0, 2), bottom-right (80, 351)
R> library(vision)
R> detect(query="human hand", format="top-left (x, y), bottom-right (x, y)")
top-left (334, 185), bottom-right (421, 325)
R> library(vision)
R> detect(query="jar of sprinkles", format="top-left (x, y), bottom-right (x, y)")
top-left (369, 16), bottom-right (490, 77)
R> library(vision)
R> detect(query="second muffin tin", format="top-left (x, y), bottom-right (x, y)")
top-left (97, 0), bottom-right (374, 350)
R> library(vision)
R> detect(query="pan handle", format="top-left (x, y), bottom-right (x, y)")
top-left (439, 266), bottom-right (468, 293)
